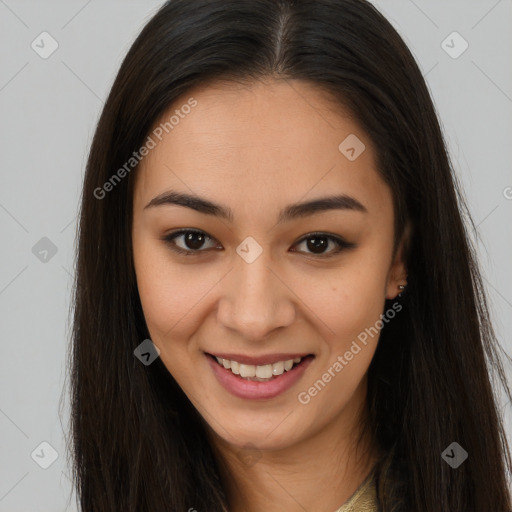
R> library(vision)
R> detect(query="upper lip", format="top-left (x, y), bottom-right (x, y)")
top-left (207, 352), bottom-right (313, 366)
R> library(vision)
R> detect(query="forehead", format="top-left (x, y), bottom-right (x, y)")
top-left (134, 78), bottom-right (391, 219)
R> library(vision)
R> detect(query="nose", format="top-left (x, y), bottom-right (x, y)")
top-left (217, 249), bottom-right (296, 342)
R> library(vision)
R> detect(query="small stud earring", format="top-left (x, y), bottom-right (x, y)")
top-left (398, 284), bottom-right (407, 297)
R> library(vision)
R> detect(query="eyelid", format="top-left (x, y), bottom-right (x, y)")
top-left (293, 231), bottom-right (357, 256)
top-left (162, 228), bottom-right (219, 256)
top-left (162, 229), bottom-right (356, 257)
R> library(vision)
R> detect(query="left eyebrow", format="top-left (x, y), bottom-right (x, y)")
top-left (144, 190), bottom-right (368, 223)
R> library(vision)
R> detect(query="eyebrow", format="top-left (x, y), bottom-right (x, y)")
top-left (144, 190), bottom-right (368, 223)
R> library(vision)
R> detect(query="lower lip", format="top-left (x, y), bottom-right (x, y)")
top-left (206, 354), bottom-right (314, 400)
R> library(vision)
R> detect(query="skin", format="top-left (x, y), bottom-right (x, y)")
top-left (132, 77), bottom-right (409, 512)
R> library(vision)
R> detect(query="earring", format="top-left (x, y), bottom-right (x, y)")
top-left (398, 283), bottom-right (407, 298)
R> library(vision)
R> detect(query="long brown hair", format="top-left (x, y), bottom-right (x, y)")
top-left (68, 0), bottom-right (512, 510)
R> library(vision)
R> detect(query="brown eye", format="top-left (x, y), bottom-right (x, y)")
top-left (291, 233), bottom-right (356, 257)
top-left (163, 229), bottom-right (218, 255)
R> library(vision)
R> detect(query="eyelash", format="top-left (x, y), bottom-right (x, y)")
top-left (161, 229), bottom-right (356, 258)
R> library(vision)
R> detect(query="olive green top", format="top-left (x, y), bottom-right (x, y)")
top-left (335, 469), bottom-right (378, 512)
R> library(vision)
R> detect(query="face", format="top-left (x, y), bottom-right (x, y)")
top-left (132, 78), bottom-right (407, 453)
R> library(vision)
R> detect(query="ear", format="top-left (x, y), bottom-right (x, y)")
top-left (385, 221), bottom-right (412, 300)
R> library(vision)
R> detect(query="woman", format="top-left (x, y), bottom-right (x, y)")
top-left (69, 0), bottom-right (512, 510)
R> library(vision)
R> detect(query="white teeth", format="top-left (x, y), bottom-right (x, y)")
top-left (255, 364), bottom-right (273, 379)
top-left (239, 364), bottom-right (256, 378)
top-left (272, 361), bottom-right (285, 375)
top-left (230, 360), bottom-right (240, 375)
top-left (284, 359), bottom-right (294, 371)
top-left (213, 355), bottom-right (305, 380)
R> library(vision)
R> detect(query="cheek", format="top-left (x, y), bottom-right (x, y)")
top-left (295, 275), bottom-right (386, 415)
top-left (132, 239), bottom-right (222, 373)
top-left (295, 263), bottom-right (386, 346)
top-left (133, 239), bottom-right (194, 341)
top-left (134, 256), bottom-right (201, 383)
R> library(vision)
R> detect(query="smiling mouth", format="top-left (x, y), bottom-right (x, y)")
top-left (207, 353), bottom-right (315, 382)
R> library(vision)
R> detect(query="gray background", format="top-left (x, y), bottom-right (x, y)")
top-left (0, 1), bottom-right (511, 510)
